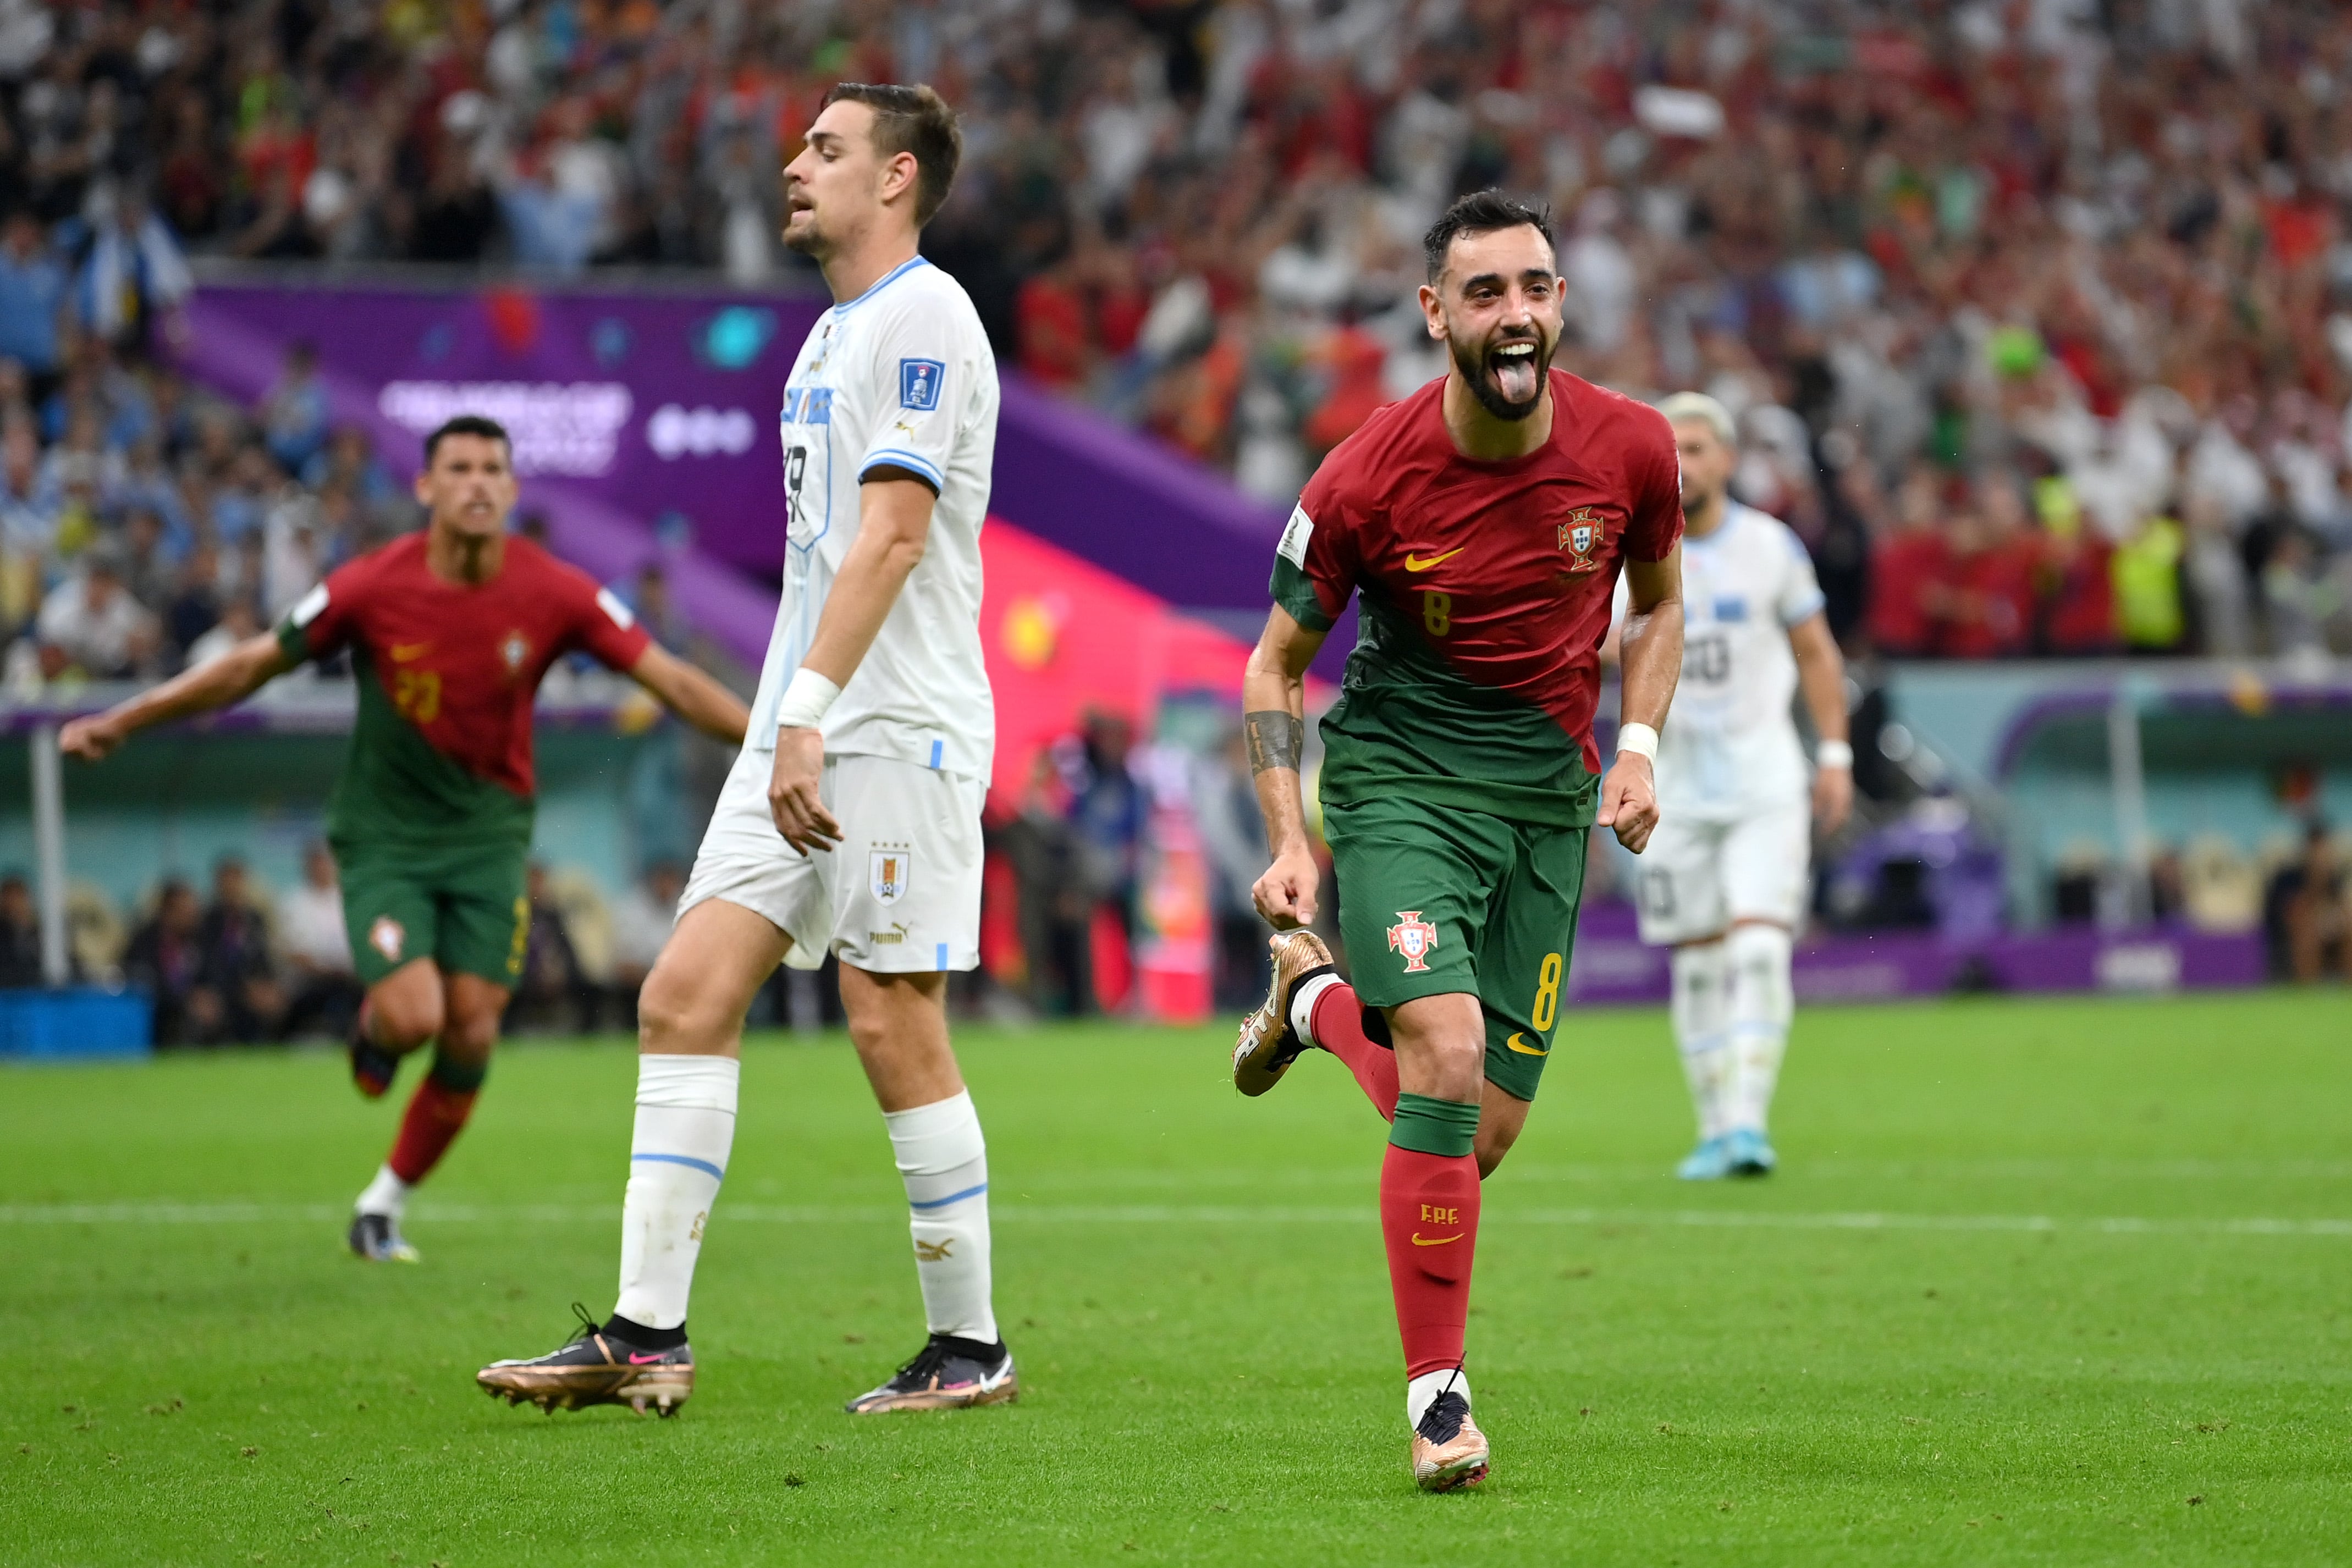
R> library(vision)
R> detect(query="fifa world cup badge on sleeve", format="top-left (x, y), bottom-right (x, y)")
top-left (1388, 911), bottom-right (1439, 973)
top-left (1558, 506), bottom-right (1606, 572)
top-left (899, 358), bottom-right (944, 411)
top-left (870, 847), bottom-right (912, 906)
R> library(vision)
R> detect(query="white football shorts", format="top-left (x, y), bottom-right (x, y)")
top-left (1633, 796), bottom-right (1811, 946)
top-left (680, 746), bottom-right (985, 974)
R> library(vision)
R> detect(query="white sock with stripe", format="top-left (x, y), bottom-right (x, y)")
top-left (613, 1054), bottom-right (739, 1332)
top-left (1670, 940), bottom-right (1733, 1140)
top-left (885, 1090), bottom-right (998, 1344)
top-left (1726, 924), bottom-right (1794, 1135)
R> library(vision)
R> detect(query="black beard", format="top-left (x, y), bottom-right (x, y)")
top-left (1450, 332), bottom-right (1551, 422)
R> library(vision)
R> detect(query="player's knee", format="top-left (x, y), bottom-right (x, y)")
top-left (636, 970), bottom-right (728, 1054)
top-left (439, 1003), bottom-right (500, 1062)
top-left (371, 987), bottom-right (443, 1049)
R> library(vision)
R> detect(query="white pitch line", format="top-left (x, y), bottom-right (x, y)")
top-left (1, 1201), bottom-right (2347, 1239)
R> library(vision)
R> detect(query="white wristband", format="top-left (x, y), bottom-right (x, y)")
top-left (1616, 722), bottom-right (1659, 762)
top-left (1816, 739), bottom-right (1854, 770)
top-left (773, 667), bottom-right (840, 731)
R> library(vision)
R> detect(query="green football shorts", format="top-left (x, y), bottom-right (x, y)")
top-left (1323, 794), bottom-right (1590, 1102)
top-left (333, 835), bottom-right (531, 989)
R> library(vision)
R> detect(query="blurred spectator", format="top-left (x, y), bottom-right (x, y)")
top-left (509, 862), bottom-right (593, 1033)
top-left (260, 343), bottom-right (329, 476)
top-left (0, 211), bottom-right (64, 383)
top-left (996, 752), bottom-right (1094, 1017)
top-left (35, 543), bottom-right (157, 678)
top-left (1062, 710), bottom-right (1145, 942)
top-left (277, 842), bottom-right (361, 1039)
top-left (0, 871), bottom-right (42, 987)
top-left (123, 877), bottom-right (212, 1046)
top-left (2267, 823), bottom-right (2350, 983)
top-left (198, 857), bottom-right (284, 1042)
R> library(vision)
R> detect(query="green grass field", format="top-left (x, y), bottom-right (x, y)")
top-left (4, 991), bottom-right (2349, 1565)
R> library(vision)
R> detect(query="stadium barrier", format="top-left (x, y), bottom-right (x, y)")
top-left (0, 987), bottom-right (151, 1058)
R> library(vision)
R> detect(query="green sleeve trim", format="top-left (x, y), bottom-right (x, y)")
top-left (1270, 555), bottom-right (1335, 632)
top-left (1391, 1091), bottom-right (1480, 1157)
top-left (274, 619), bottom-right (311, 665)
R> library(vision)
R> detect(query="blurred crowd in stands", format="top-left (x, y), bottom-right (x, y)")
top-left (3, 0), bottom-right (2352, 661)
top-left (0, 842), bottom-right (696, 1043)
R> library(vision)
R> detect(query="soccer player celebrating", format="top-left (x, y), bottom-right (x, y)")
top-left (60, 416), bottom-right (750, 1261)
top-left (478, 84), bottom-right (1010, 1420)
top-left (1229, 191), bottom-right (1686, 1491)
top-left (1612, 393), bottom-right (1852, 1180)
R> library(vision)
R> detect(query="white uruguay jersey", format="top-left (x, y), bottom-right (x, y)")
top-left (747, 256), bottom-right (999, 778)
top-left (1615, 501), bottom-right (1825, 820)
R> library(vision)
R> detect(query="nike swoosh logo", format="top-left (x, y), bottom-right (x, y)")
top-left (627, 1353), bottom-right (668, 1364)
top-left (1411, 1232), bottom-right (1464, 1246)
top-left (1506, 1032), bottom-right (1548, 1056)
top-left (390, 643), bottom-right (431, 661)
top-left (1403, 549), bottom-right (1463, 572)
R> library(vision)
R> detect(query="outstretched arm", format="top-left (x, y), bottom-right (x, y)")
top-left (627, 643), bottom-right (749, 746)
top-left (767, 472), bottom-right (936, 855)
top-left (1788, 610), bottom-right (1853, 833)
top-left (1242, 605), bottom-right (1329, 929)
top-left (58, 634), bottom-right (296, 761)
top-left (1601, 546), bottom-right (1684, 853)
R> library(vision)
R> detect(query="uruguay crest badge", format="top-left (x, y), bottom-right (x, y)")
top-left (870, 848), bottom-right (911, 906)
top-left (1558, 506), bottom-right (1605, 572)
top-left (1387, 910), bottom-right (1439, 974)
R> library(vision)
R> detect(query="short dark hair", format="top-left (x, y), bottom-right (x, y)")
top-left (1423, 190), bottom-right (1555, 283)
top-left (822, 82), bottom-right (963, 225)
top-left (423, 415), bottom-right (510, 465)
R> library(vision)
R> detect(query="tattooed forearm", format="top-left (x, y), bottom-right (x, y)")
top-left (1244, 709), bottom-right (1304, 775)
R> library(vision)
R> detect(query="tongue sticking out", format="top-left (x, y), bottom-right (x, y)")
top-left (1490, 346), bottom-right (1539, 405)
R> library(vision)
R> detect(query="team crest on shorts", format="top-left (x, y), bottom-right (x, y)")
top-left (869, 847), bottom-right (912, 906)
top-left (1388, 911), bottom-right (1439, 973)
top-left (369, 915), bottom-right (405, 963)
top-left (1558, 506), bottom-right (1606, 571)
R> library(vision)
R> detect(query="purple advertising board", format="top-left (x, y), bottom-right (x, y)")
top-left (178, 275), bottom-right (1292, 669)
top-left (1566, 901), bottom-right (2266, 1006)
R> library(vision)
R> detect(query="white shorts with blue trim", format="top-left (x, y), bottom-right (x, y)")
top-left (1632, 795), bottom-right (1811, 947)
top-left (681, 746), bottom-right (984, 975)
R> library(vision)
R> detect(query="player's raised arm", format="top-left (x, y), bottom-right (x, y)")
top-left (765, 472), bottom-right (936, 854)
top-left (1602, 544), bottom-right (1684, 853)
top-left (1242, 604), bottom-right (1329, 929)
top-left (57, 632), bottom-right (298, 761)
top-left (625, 644), bottom-right (749, 746)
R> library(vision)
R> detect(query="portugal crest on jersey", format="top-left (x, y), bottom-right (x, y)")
top-left (1388, 910), bottom-right (1439, 973)
top-left (870, 848), bottom-right (912, 906)
top-left (499, 630), bottom-right (530, 673)
top-left (1559, 506), bottom-right (1605, 572)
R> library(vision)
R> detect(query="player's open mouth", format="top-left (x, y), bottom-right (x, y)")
top-left (1488, 340), bottom-right (1540, 405)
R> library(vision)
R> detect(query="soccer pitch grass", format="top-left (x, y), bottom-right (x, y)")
top-left (4, 994), bottom-right (2349, 1565)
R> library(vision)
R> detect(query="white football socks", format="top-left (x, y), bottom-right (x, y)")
top-left (355, 1163), bottom-right (410, 1220)
top-left (884, 1090), bottom-right (998, 1344)
top-left (1726, 923), bottom-right (1794, 1134)
top-left (1670, 939), bottom-right (1733, 1140)
top-left (613, 1053), bottom-right (739, 1332)
top-left (1406, 1367), bottom-right (1472, 1431)
top-left (1291, 972), bottom-right (1343, 1044)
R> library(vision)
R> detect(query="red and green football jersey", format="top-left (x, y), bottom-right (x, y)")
top-left (275, 532), bottom-right (652, 846)
top-left (1271, 369), bottom-right (1683, 829)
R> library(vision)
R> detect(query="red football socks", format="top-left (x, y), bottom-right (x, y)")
top-left (1310, 982), bottom-right (1400, 1121)
top-left (387, 1057), bottom-right (487, 1185)
top-left (1381, 1094), bottom-right (1484, 1379)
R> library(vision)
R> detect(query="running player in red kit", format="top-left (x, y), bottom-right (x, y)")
top-left (1229, 192), bottom-right (1687, 1490)
top-left (62, 416), bottom-right (748, 1262)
